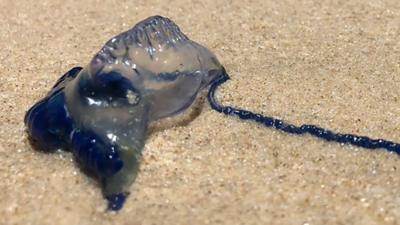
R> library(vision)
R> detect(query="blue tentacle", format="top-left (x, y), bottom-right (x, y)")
top-left (207, 69), bottom-right (400, 155)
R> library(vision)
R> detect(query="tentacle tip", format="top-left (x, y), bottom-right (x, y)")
top-left (106, 193), bottom-right (127, 211)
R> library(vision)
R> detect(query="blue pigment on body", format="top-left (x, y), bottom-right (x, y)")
top-left (25, 16), bottom-right (224, 211)
top-left (25, 15), bottom-right (400, 211)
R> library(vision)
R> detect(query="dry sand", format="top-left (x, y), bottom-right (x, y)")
top-left (1, 0), bottom-right (400, 224)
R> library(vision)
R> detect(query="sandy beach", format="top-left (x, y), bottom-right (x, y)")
top-left (1, 0), bottom-right (400, 224)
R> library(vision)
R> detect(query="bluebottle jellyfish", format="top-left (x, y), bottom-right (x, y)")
top-left (25, 15), bottom-right (224, 211)
top-left (25, 15), bottom-right (400, 211)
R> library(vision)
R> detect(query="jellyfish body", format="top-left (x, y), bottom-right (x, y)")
top-left (25, 15), bottom-right (225, 210)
